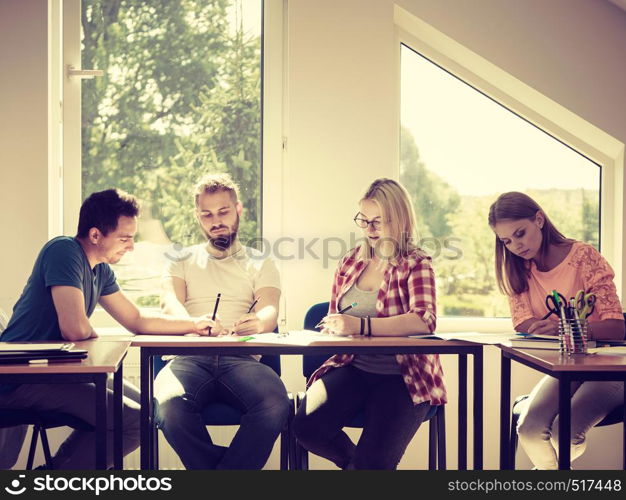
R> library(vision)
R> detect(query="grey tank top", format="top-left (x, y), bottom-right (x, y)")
top-left (339, 284), bottom-right (401, 375)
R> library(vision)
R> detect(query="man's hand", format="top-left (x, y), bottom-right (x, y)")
top-left (191, 315), bottom-right (226, 336)
top-left (232, 313), bottom-right (264, 336)
top-left (527, 319), bottom-right (559, 336)
top-left (321, 314), bottom-right (359, 336)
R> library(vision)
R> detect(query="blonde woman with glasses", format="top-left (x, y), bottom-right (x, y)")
top-left (292, 178), bottom-right (446, 469)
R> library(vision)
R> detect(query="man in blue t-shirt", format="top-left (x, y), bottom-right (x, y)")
top-left (0, 189), bottom-right (217, 470)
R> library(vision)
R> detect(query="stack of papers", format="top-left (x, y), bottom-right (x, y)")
top-left (0, 343), bottom-right (86, 364)
top-left (0, 343), bottom-right (75, 352)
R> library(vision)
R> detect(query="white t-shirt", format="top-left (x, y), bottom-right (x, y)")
top-left (163, 243), bottom-right (281, 330)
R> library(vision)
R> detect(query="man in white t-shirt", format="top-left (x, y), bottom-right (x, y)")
top-left (154, 173), bottom-right (290, 469)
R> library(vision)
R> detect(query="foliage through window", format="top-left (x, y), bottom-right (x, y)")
top-left (81, 0), bottom-right (262, 306)
top-left (400, 44), bottom-right (600, 318)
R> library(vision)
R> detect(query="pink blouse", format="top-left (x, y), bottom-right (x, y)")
top-left (509, 241), bottom-right (623, 329)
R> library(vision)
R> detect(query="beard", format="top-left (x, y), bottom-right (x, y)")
top-left (204, 215), bottom-right (240, 251)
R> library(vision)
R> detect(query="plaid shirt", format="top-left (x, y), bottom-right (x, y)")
top-left (308, 246), bottom-right (447, 406)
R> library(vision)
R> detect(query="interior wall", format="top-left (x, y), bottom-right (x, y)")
top-left (0, 0), bottom-right (49, 315)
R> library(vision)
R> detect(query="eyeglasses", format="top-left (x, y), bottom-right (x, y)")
top-left (354, 214), bottom-right (384, 231)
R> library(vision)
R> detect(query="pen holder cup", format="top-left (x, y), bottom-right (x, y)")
top-left (558, 318), bottom-right (590, 355)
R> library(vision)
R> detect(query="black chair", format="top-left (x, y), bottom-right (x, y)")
top-left (152, 353), bottom-right (293, 470)
top-left (0, 409), bottom-right (93, 469)
top-left (509, 395), bottom-right (625, 468)
top-left (293, 302), bottom-right (446, 470)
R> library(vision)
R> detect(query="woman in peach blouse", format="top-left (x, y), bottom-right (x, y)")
top-left (489, 191), bottom-right (624, 469)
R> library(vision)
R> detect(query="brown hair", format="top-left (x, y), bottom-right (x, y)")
top-left (488, 191), bottom-right (572, 295)
top-left (193, 173), bottom-right (240, 206)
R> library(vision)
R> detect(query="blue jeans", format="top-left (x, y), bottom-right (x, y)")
top-left (153, 355), bottom-right (290, 470)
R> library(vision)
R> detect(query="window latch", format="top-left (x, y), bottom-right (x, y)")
top-left (67, 66), bottom-right (104, 79)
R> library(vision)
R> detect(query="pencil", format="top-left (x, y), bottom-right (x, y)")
top-left (315, 302), bottom-right (358, 329)
top-left (247, 298), bottom-right (259, 314)
top-left (212, 293), bottom-right (221, 321)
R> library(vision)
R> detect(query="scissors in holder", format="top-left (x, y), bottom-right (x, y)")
top-left (542, 291), bottom-right (567, 320)
top-left (573, 290), bottom-right (596, 320)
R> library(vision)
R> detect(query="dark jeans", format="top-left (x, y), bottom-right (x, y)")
top-left (153, 355), bottom-right (290, 470)
top-left (293, 364), bottom-right (431, 469)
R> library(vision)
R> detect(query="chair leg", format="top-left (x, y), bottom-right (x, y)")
top-left (510, 411), bottom-right (519, 469)
top-left (280, 425), bottom-right (289, 470)
top-left (153, 426), bottom-right (160, 470)
top-left (437, 406), bottom-right (446, 470)
top-left (288, 422), bottom-right (298, 470)
top-left (300, 443), bottom-right (309, 470)
top-left (39, 427), bottom-right (54, 469)
top-left (428, 416), bottom-right (437, 470)
top-left (26, 426), bottom-right (39, 470)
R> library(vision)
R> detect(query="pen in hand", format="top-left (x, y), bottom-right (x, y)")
top-left (315, 302), bottom-right (358, 329)
top-left (212, 293), bottom-right (221, 321)
top-left (247, 298), bottom-right (259, 314)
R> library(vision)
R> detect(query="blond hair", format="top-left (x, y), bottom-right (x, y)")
top-left (193, 173), bottom-right (240, 206)
top-left (358, 178), bottom-right (420, 263)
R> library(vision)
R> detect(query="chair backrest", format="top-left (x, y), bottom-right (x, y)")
top-left (302, 302), bottom-right (331, 378)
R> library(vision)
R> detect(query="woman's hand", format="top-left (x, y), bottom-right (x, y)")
top-left (321, 314), bottom-right (360, 336)
top-left (526, 319), bottom-right (559, 336)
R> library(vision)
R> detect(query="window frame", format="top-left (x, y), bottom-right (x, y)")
top-left (57, 0), bottom-right (286, 326)
top-left (395, 6), bottom-right (624, 332)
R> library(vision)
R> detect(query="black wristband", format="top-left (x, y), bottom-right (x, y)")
top-left (360, 317), bottom-right (365, 336)
top-left (367, 315), bottom-right (372, 337)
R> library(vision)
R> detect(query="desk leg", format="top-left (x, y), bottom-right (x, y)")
top-left (473, 349), bottom-right (483, 470)
top-left (114, 362), bottom-right (123, 470)
top-left (458, 354), bottom-right (467, 470)
top-left (140, 349), bottom-right (152, 470)
top-left (558, 375), bottom-right (571, 470)
top-left (95, 374), bottom-right (107, 470)
top-left (500, 352), bottom-right (511, 469)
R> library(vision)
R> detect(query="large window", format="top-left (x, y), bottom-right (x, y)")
top-left (400, 44), bottom-right (601, 318)
top-left (80, 0), bottom-right (263, 306)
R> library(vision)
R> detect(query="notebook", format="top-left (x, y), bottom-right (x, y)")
top-left (509, 335), bottom-right (596, 350)
top-left (0, 349), bottom-right (87, 364)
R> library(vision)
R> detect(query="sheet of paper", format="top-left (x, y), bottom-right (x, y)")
top-left (411, 332), bottom-right (519, 345)
top-left (0, 342), bottom-right (74, 352)
top-left (588, 346), bottom-right (626, 355)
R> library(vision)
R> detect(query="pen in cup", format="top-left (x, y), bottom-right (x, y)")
top-left (315, 302), bottom-right (358, 329)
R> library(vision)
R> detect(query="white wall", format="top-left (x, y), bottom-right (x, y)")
top-left (0, 0), bottom-right (49, 314)
top-left (2, 0), bottom-right (625, 470)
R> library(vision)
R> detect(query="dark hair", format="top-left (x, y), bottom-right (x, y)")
top-left (488, 191), bottom-right (572, 296)
top-left (76, 189), bottom-right (140, 238)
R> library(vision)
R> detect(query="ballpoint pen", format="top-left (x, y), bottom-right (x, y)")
top-left (247, 298), bottom-right (259, 314)
top-left (212, 293), bottom-right (221, 321)
top-left (315, 302), bottom-right (358, 329)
